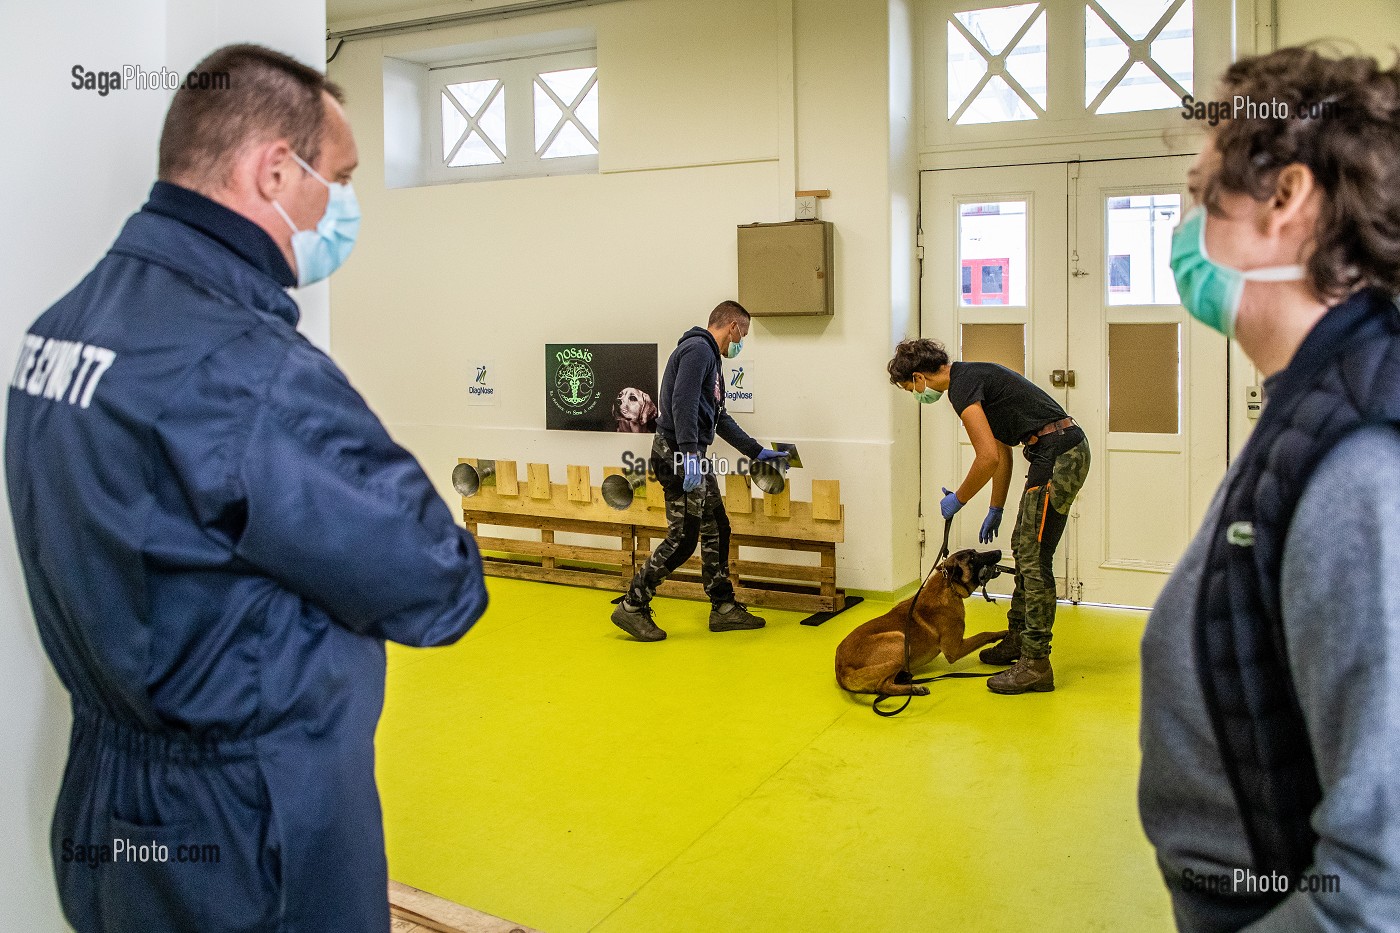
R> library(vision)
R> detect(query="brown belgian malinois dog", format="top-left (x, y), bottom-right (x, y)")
top-left (835, 548), bottom-right (1010, 700)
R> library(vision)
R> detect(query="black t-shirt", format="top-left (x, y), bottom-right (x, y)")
top-left (946, 361), bottom-right (1069, 446)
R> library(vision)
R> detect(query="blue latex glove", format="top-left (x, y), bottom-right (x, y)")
top-left (940, 487), bottom-right (964, 521)
top-left (682, 453), bottom-right (703, 492)
top-left (756, 449), bottom-right (789, 463)
top-left (980, 506), bottom-right (1003, 544)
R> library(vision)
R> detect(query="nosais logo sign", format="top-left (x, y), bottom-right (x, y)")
top-left (550, 346), bottom-right (599, 417)
top-left (544, 344), bottom-right (659, 433)
top-left (465, 358), bottom-right (498, 406)
top-left (71, 65), bottom-right (230, 97)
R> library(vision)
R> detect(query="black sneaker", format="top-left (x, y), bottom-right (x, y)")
top-left (610, 599), bottom-right (666, 641)
top-left (979, 631), bottom-right (1022, 665)
top-left (709, 601), bottom-right (765, 632)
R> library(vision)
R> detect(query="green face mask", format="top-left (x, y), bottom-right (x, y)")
top-left (913, 377), bottom-right (942, 404)
top-left (1169, 206), bottom-right (1305, 337)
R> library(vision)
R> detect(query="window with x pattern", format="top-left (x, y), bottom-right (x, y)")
top-left (1085, 0), bottom-right (1193, 114)
top-left (431, 47), bottom-right (598, 181)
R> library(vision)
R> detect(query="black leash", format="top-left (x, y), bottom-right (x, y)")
top-left (872, 669), bottom-right (1006, 716)
top-left (871, 518), bottom-right (1012, 717)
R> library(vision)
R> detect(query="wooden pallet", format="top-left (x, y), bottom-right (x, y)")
top-left (389, 880), bottom-right (537, 933)
top-left (460, 459), bottom-right (845, 613)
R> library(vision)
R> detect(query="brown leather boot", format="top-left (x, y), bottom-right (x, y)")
top-left (979, 630), bottom-right (1022, 665)
top-left (987, 657), bottom-right (1054, 694)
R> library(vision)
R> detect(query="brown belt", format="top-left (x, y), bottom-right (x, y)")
top-left (1024, 417), bottom-right (1076, 446)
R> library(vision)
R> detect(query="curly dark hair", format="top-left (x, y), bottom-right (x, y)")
top-left (1204, 45), bottom-right (1400, 300)
top-left (887, 338), bottom-right (950, 385)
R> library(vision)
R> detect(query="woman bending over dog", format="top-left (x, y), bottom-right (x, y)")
top-left (888, 340), bottom-right (1090, 695)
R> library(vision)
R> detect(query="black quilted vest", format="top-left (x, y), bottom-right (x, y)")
top-left (1195, 287), bottom-right (1400, 894)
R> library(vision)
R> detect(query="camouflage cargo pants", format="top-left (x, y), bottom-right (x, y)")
top-left (624, 435), bottom-right (735, 607)
top-left (1006, 431), bottom-right (1091, 660)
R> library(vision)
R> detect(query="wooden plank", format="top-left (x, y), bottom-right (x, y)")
top-left (495, 459), bottom-right (519, 497)
top-left (621, 529), bottom-right (635, 581)
top-left (539, 530), bottom-right (555, 570)
top-left (663, 556), bottom-right (829, 583)
top-left (739, 560), bottom-right (833, 583)
top-left (482, 561), bottom-right (627, 591)
top-left (646, 474), bottom-right (667, 510)
top-left (527, 463), bottom-right (551, 500)
top-left (763, 482), bottom-right (791, 519)
top-left (467, 488), bottom-right (843, 543)
top-left (820, 545), bottom-right (837, 597)
top-left (811, 479), bottom-right (841, 521)
top-left (602, 466), bottom-right (623, 478)
top-left (730, 534), bottom-right (829, 552)
top-left (473, 535), bottom-right (630, 565)
top-left (724, 474), bottom-right (753, 514)
top-left (466, 511), bottom-right (627, 538)
top-left (567, 465), bottom-right (591, 502)
top-left (653, 578), bottom-right (835, 612)
top-left (390, 880), bottom-right (541, 933)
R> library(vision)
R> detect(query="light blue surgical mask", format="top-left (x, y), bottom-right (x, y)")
top-left (272, 152), bottom-right (360, 287)
top-left (726, 331), bottom-right (744, 359)
top-left (1169, 205), bottom-right (1304, 337)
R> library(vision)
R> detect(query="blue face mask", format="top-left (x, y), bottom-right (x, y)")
top-left (272, 153), bottom-right (360, 287)
top-left (1169, 205), bottom-right (1304, 337)
top-left (726, 332), bottom-right (744, 359)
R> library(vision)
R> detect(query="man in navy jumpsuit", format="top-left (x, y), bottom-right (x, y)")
top-left (4, 45), bottom-right (487, 932)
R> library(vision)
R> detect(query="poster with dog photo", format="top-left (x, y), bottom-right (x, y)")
top-left (545, 343), bottom-right (659, 433)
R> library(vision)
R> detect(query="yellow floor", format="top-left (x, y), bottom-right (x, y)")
top-left (376, 578), bottom-right (1171, 933)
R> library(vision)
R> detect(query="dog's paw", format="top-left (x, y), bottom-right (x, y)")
top-left (912, 685), bottom-right (931, 696)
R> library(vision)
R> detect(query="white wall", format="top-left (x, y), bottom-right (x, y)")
top-left (1275, 0), bottom-right (1400, 60)
top-left (0, 2), bottom-right (324, 928)
top-left (328, 0), bottom-right (916, 591)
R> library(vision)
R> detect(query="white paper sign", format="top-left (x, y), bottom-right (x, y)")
top-left (724, 361), bottom-right (756, 413)
top-left (466, 358), bottom-right (498, 406)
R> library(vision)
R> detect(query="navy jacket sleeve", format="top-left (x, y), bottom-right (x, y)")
top-left (716, 410), bottom-right (763, 459)
top-left (233, 343), bottom-right (488, 647)
top-left (671, 343), bottom-right (708, 455)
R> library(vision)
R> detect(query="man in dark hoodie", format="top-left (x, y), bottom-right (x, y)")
top-left (610, 301), bottom-right (789, 641)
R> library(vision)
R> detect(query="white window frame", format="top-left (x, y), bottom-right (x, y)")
top-left (426, 47), bottom-right (598, 184)
top-left (920, 0), bottom-right (1235, 166)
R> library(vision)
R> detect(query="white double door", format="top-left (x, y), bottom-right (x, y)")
top-left (918, 156), bottom-right (1227, 608)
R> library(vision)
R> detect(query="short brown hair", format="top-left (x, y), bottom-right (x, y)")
top-left (708, 300), bottom-right (750, 329)
top-left (887, 338), bottom-right (949, 385)
top-left (158, 44), bottom-right (345, 188)
top-left (1203, 45), bottom-right (1400, 299)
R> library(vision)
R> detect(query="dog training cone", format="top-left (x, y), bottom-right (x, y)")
top-left (452, 460), bottom-right (496, 497)
top-left (601, 470), bottom-right (647, 510)
top-left (749, 459), bottom-right (786, 495)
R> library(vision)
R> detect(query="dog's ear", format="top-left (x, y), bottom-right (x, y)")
top-left (643, 398), bottom-right (658, 422)
top-left (951, 552), bottom-right (977, 591)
